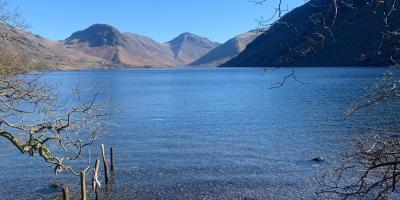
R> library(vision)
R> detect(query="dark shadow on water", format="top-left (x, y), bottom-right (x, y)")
top-left (35, 187), bottom-right (61, 194)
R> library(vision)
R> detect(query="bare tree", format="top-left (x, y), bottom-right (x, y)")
top-left (318, 1), bottom-right (400, 199)
top-left (318, 68), bottom-right (400, 199)
top-left (319, 134), bottom-right (400, 200)
top-left (252, 0), bottom-right (400, 199)
top-left (0, 1), bottom-right (114, 176)
top-left (252, 0), bottom-right (399, 86)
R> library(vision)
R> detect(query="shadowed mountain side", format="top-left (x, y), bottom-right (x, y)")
top-left (191, 31), bottom-right (261, 67)
top-left (222, 0), bottom-right (400, 67)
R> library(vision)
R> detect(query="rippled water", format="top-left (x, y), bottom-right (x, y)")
top-left (0, 67), bottom-right (398, 199)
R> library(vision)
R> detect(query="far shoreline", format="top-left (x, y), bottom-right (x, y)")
top-left (44, 65), bottom-right (389, 73)
top-left (25, 65), bottom-right (390, 76)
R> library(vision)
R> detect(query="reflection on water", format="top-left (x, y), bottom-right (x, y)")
top-left (0, 67), bottom-right (397, 199)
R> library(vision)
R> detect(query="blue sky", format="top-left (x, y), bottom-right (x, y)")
top-left (10, 0), bottom-right (305, 43)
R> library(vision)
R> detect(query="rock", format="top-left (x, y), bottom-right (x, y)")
top-left (49, 183), bottom-right (63, 189)
top-left (312, 156), bottom-right (324, 162)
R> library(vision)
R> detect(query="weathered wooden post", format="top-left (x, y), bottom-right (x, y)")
top-left (110, 147), bottom-right (115, 172)
top-left (101, 144), bottom-right (110, 184)
top-left (92, 159), bottom-right (101, 200)
top-left (80, 170), bottom-right (87, 200)
top-left (63, 186), bottom-right (70, 200)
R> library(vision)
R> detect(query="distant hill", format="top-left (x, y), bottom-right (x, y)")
top-left (1, 24), bottom-right (108, 70)
top-left (191, 31), bottom-right (261, 66)
top-left (65, 24), bottom-right (219, 67)
top-left (167, 32), bottom-right (220, 64)
top-left (222, 0), bottom-right (400, 67)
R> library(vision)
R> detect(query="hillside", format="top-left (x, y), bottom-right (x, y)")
top-left (65, 24), bottom-right (219, 67)
top-left (191, 31), bottom-right (261, 66)
top-left (1, 24), bottom-right (108, 70)
top-left (222, 0), bottom-right (400, 67)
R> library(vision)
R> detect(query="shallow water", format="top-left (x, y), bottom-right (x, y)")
top-left (0, 67), bottom-right (398, 199)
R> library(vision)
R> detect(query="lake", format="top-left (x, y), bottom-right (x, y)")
top-left (0, 67), bottom-right (397, 199)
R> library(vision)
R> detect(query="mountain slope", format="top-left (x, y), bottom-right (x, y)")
top-left (191, 31), bottom-right (261, 66)
top-left (2, 25), bottom-right (108, 70)
top-left (64, 24), bottom-right (180, 67)
top-left (222, 0), bottom-right (400, 67)
top-left (167, 32), bottom-right (220, 64)
top-left (65, 25), bottom-right (220, 67)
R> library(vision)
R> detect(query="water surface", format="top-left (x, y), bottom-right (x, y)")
top-left (0, 67), bottom-right (397, 199)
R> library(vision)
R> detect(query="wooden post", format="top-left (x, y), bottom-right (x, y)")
top-left (92, 160), bottom-right (101, 200)
top-left (63, 186), bottom-right (70, 200)
top-left (110, 147), bottom-right (115, 172)
top-left (80, 170), bottom-right (87, 200)
top-left (101, 144), bottom-right (110, 184)
top-left (92, 160), bottom-right (100, 190)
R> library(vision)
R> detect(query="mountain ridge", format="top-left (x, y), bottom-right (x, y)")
top-left (64, 24), bottom-right (220, 67)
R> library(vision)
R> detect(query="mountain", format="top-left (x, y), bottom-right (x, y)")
top-left (1, 24), bottom-right (108, 70)
top-left (167, 32), bottom-right (220, 64)
top-left (65, 24), bottom-right (219, 67)
top-left (64, 24), bottom-right (179, 67)
top-left (222, 0), bottom-right (400, 67)
top-left (191, 31), bottom-right (261, 66)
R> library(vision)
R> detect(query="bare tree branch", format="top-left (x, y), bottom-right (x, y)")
top-left (0, 1), bottom-right (117, 177)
